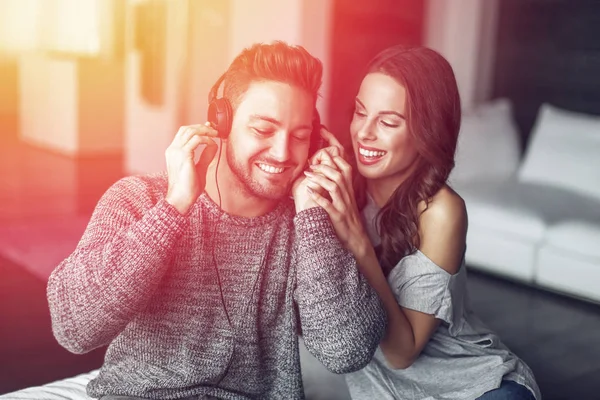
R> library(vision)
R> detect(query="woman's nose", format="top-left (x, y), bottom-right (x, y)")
top-left (356, 118), bottom-right (377, 141)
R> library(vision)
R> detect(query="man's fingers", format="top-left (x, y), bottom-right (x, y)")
top-left (185, 123), bottom-right (219, 133)
top-left (195, 139), bottom-right (219, 173)
top-left (182, 134), bottom-right (218, 152)
top-left (174, 124), bottom-right (219, 145)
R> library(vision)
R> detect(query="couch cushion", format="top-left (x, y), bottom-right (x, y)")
top-left (464, 224), bottom-right (538, 282)
top-left (536, 247), bottom-right (600, 303)
top-left (0, 350), bottom-right (352, 400)
top-left (450, 98), bottom-right (521, 185)
top-left (518, 103), bottom-right (600, 201)
top-left (455, 180), bottom-right (600, 240)
top-left (0, 370), bottom-right (98, 399)
top-left (456, 180), bottom-right (545, 241)
top-left (544, 221), bottom-right (600, 260)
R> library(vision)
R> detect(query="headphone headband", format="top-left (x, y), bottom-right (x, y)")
top-left (209, 72), bottom-right (228, 104)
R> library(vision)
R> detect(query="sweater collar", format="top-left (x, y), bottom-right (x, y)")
top-left (198, 192), bottom-right (293, 227)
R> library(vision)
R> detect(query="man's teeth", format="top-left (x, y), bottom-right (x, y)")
top-left (257, 163), bottom-right (285, 174)
top-left (359, 147), bottom-right (386, 158)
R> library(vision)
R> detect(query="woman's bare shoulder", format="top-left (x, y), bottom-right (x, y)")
top-left (417, 185), bottom-right (467, 274)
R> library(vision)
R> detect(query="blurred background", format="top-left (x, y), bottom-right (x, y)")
top-left (0, 0), bottom-right (599, 399)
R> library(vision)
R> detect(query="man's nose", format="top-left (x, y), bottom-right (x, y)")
top-left (269, 131), bottom-right (291, 162)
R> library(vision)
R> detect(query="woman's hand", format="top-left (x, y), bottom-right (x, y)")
top-left (292, 126), bottom-right (344, 212)
top-left (303, 150), bottom-right (372, 263)
top-left (309, 126), bottom-right (346, 167)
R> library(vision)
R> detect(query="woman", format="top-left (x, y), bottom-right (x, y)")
top-left (303, 46), bottom-right (541, 400)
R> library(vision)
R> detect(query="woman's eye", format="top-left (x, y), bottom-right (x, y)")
top-left (381, 120), bottom-right (399, 128)
top-left (354, 110), bottom-right (366, 117)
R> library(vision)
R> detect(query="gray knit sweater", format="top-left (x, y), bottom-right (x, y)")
top-left (47, 173), bottom-right (386, 399)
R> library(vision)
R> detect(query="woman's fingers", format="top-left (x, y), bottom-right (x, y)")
top-left (304, 171), bottom-right (348, 215)
top-left (319, 126), bottom-right (344, 157)
top-left (306, 185), bottom-right (342, 221)
top-left (331, 155), bottom-right (353, 187)
top-left (310, 146), bottom-right (339, 167)
top-left (308, 163), bottom-right (352, 205)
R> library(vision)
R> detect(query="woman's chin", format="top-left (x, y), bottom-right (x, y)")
top-left (357, 164), bottom-right (384, 180)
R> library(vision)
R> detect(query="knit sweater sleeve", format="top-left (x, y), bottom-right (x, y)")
top-left (293, 207), bottom-right (386, 374)
top-left (47, 176), bottom-right (188, 354)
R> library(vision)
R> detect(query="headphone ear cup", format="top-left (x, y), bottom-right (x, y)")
top-left (207, 98), bottom-right (233, 139)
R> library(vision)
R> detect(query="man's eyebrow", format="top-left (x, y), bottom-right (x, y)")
top-left (249, 114), bottom-right (313, 131)
top-left (249, 114), bottom-right (281, 126)
top-left (355, 98), bottom-right (405, 119)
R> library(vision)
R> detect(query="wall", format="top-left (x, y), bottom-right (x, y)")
top-left (494, 0), bottom-right (600, 146)
top-left (15, 0), bottom-right (125, 156)
top-left (326, 0), bottom-right (425, 143)
top-left (229, 0), bottom-right (303, 57)
top-left (19, 55), bottom-right (125, 156)
top-left (474, 0), bottom-right (500, 105)
top-left (228, 0), bottom-right (333, 121)
top-left (0, 0), bottom-right (42, 54)
top-left (301, 0), bottom-right (334, 122)
top-left (123, 0), bottom-right (189, 174)
top-left (424, 0), bottom-right (499, 111)
top-left (78, 58), bottom-right (125, 154)
top-left (228, 0), bottom-right (333, 118)
top-left (181, 0), bottom-right (231, 126)
top-left (0, 58), bottom-right (20, 140)
top-left (19, 55), bottom-right (79, 154)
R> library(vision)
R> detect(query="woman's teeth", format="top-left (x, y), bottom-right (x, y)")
top-left (359, 147), bottom-right (386, 158)
top-left (257, 163), bottom-right (285, 174)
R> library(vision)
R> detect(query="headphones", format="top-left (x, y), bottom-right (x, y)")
top-left (207, 72), bottom-right (324, 157)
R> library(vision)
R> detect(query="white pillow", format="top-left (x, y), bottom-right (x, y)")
top-left (518, 103), bottom-right (600, 201)
top-left (449, 98), bottom-right (521, 185)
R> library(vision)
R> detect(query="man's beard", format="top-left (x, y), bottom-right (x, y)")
top-left (225, 141), bottom-right (293, 200)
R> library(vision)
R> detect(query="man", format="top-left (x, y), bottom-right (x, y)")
top-left (47, 41), bottom-right (385, 400)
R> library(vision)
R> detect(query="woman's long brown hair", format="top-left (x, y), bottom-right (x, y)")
top-left (352, 46), bottom-right (461, 276)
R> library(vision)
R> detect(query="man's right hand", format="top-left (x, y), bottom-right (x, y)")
top-left (165, 123), bottom-right (219, 215)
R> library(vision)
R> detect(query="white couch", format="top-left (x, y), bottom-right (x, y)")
top-left (0, 338), bottom-right (351, 400)
top-left (450, 99), bottom-right (600, 303)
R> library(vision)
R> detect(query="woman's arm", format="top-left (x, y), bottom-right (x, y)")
top-left (306, 151), bottom-right (467, 369)
top-left (354, 246), bottom-right (435, 369)
top-left (360, 188), bottom-right (467, 368)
